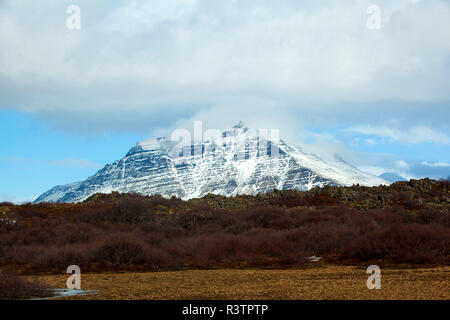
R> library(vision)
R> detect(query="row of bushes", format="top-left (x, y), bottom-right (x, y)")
top-left (1, 196), bottom-right (449, 273)
top-left (4, 225), bottom-right (448, 273)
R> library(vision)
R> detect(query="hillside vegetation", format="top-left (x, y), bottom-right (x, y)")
top-left (0, 178), bottom-right (448, 274)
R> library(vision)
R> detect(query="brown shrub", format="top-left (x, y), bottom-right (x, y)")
top-left (0, 269), bottom-right (51, 299)
top-left (92, 234), bottom-right (147, 267)
top-left (345, 224), bottom-right (450, 264)
top-left (1, 187), bottom-right (449, 272)
top-left (187, 231), bottom-right (306, 268)
top-left (415, 208), bottom-right (450, 227)
top-left (246, 207), bottom-right (288, 228)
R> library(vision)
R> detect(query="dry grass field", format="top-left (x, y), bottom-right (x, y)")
top-left (29, 266), bottom-right (450, 300)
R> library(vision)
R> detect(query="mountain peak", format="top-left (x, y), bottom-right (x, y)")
top-left (34, 126), bottom-right (389, 203)
top-left (232, 121), bottom-right (248, 130)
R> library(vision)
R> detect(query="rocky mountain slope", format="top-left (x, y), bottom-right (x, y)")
top-left (34, 123), bottom-right (388, 203)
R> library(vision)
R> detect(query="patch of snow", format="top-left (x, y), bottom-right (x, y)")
top-left (30, 289), bottom-right (98, 300)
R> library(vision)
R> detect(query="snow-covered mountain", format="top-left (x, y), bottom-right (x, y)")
top-left (34, 123), bottom-right (389, 203)
top-left (378, 172), bottom-right (407, 183)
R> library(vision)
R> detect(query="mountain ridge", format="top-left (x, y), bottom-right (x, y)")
top-left (34, 124), bottom-right (389, 203)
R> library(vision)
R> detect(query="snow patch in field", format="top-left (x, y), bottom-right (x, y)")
top-left (31, 289), bottom-right (99, 300)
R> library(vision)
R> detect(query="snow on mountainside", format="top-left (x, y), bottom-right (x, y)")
top-left (34, 123), bottom-right (389, 203)
top-left (378, 172), bottom-right (407, 182)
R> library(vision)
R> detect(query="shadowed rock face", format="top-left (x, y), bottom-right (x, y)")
top-left (34, 125), bottom-right (388, 203)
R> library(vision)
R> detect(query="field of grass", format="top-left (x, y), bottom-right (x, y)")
top-left (29, 266), bottom-right (450, 300)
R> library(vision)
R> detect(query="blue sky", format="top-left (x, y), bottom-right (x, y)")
top-left (1, 0), bottom-right (449, 202)
top-left (1, 107), bottom-right (448, 202)
top-left (0, 110), bottom-right (142, 202)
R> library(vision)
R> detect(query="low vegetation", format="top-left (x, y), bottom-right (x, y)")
top-left (0, 268), bottom-right (51, 299)
top-left (0, 179), bottom-right (448, 274)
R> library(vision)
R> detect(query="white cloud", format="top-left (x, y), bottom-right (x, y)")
top-left (0, 0), bottom-right (449, 134)
top-left (421, 161), bottom-right (450, 167)
top-left (355, 156), bottom-right (450, 180)
top-left (343, 125), bottom-right (450, 145)
top-left (357, 166), bottom-right (387, 176)
top-left (365, 138), bottom-right (377, 146)
top-left (396, 160), bottom-right (410, 169)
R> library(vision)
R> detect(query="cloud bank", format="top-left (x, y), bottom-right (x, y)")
top-left (0, 0), bottom-right (449, 135)
top-left (1, 0), bottom-right (449, 182)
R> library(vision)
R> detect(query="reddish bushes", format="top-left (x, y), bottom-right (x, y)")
top-left (1, 194), bottom-right (449, 273)
top-left (187, 231), bottom-right (306, 268)
top-left (415, 208), bottom-right (450, 227)
top-left (344, 224), bottom-right (450, 264)
top-left (246, 207), bottom-right (287, 228)
top-left (93, 235), bottom-right (147, 266)
top-left (0, 269), bottom-right (51, 299)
